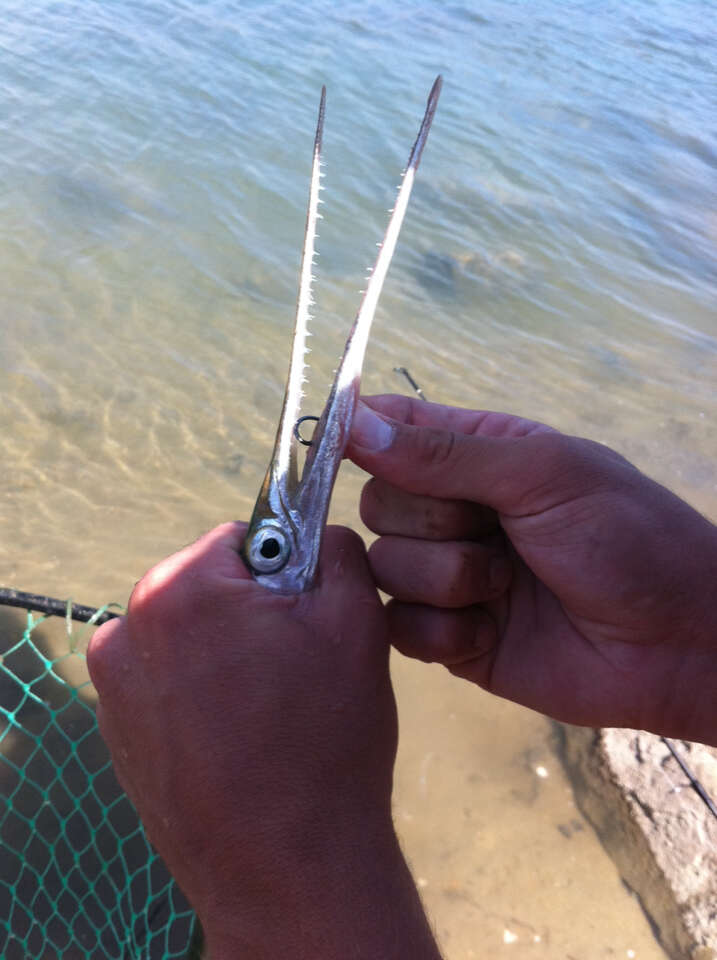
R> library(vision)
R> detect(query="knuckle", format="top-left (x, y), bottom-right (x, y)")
top-left (359, 479), bottom-right (382, 530)
top-left (323, 525), bottom-right (368, 571)
top-left (361, 479), bottom-right (417, 536)
top-left (366, 537), bottom-right (395, 585)
top-left (551, 435), bottom-right (609, 487)
top-left (417, 426), bottom-right (459, 470)
top-left (443, 544), bottom-right (478, 601)
top-left (365, 535), bottom-right (386, 570)
top-left (127, 576), bottom-right (152, 614)
top-left (86, 618), bottom-right (124, 695)
top-left (540, 433), bottom-right (598, 477)
top-left (127, 562), bottom-right (175, 618)
top-left (422, 498), bottom-right (457, 539)
top-left (325, 523), bottom-right (364, 552)
top-left (505, 433), bottom-right (595, 514)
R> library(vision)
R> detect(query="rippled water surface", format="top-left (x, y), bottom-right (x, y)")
top-left (2, 1), bottom-right (715, 956)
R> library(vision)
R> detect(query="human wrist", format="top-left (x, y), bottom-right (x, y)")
top-left (201, 815), bottom-right (441, 960)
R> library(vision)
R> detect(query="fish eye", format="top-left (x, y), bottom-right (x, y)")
top-left (247, 524), bottom-right (291, 574)
top-left (260, 538), bottom-right (281, 560)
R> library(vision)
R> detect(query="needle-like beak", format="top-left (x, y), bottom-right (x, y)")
top-left (242, 77), bottom-right (442, 594)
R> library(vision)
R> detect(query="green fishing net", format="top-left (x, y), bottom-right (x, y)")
top-left (0, 601), bottom-right (198, 959)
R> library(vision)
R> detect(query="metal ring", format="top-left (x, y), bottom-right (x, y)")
top-left (294, 415), bottom-right (320, 446)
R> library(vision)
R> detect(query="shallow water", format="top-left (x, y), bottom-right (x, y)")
top-left (1, 0), bottom-right (716, 955)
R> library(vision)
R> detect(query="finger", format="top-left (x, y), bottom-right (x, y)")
top-left (347, 396), bottom-right (615, 517)
top-left (316, 525), bottom-right (373, 595)
top-left (368, 536), bottom-right (512, 607)
top-left (86, 615), bottom-right (128, 699)
top-left (302, 526), bottom-right (389, 670)
top-left (128, 521), bottom-right (249, 616)
top-left (360, 478), bottom-right (498, 540)
top-left (181, 520), bottom-right (249, 573)
top-left (388, 601), bottom-right (498, 678)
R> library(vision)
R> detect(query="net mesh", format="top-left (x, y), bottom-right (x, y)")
top-left (0, 602), bottom-right (197, 959)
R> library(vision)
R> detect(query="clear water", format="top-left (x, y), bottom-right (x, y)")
top-left (2, 1), bottom-right (715, 956)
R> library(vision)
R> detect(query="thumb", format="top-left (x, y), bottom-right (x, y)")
top-left (347, 395), bottom-right (596, 517)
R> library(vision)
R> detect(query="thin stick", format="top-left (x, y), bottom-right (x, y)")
top-left (662, 736), bottom-right (717, 820)
top-left (394, 366), bottom-right (427, 400)
top-left (0, 588), bottom-right (119, 625)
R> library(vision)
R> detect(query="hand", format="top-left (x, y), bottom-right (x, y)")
top-left (87, 522), bottom-right (441, 960)
top-left (348, 395), bottom-right (717, 745)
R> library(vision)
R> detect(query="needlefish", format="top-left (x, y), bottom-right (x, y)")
top-left (241, 77), bottom-right (442, 593)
